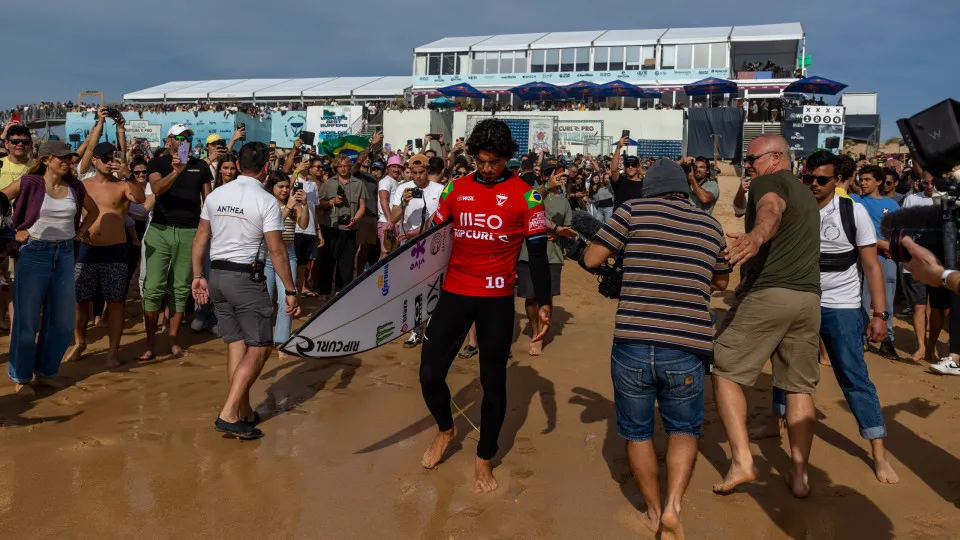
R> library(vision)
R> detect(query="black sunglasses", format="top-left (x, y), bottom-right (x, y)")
top-left (745, 150), bottom-right (782, 164)
top-left (802, 174), bottom-right (835, 186)
top-left (7, 138), bottom-right (30, 146)
top-left (133, 170), bottom-right (147, 175)
top-left (921, 180), bottom-right (931, 187)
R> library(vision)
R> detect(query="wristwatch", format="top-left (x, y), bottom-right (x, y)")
top-left (872, 311), bottom-right (890, 321)
top-left (285, 289), bottom-right (297, 297)
top-left (941, 270), bottom-right (957, 288)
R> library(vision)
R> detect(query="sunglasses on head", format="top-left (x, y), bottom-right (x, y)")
top-left (802, 174), bottom-right (835, 186)
top-left (744, 150), bottom-right (782, 164)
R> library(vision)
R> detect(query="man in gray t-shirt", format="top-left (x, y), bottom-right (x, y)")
top-left (315, 156), bottom-right (368, 299)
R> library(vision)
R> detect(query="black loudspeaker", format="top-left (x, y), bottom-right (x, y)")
top-left (824, 136), bottom-right (840, 149)
top-left (897, 99), bottom-right (960, 175)
top-left (68, 133), bottom-right (81, 143)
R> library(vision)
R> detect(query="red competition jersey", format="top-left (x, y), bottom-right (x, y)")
top-left (433, 171), bottom-right (547, 297)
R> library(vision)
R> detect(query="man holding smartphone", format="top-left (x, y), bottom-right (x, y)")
top-left (142, 125), bottom-right (213, 361)
top-left (315, 155), bottom-right (367, 302)
top-left (66, 143), bottom-right (145, 368)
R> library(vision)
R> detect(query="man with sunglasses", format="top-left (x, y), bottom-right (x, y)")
top-left (879, 168), bottom-right (899, 198)
top-left (142, 124), bottom-right (213, 361)
top-left (713, 134), bottom-right (821, 498)
top-left (851, 165), bottom-right (901, 359)
top-left (753, 151), bottom-right (898, 484)
top-left (0, 124), bottom-right (34, 190)
top-left (611, 136), bottom-right (644, 208)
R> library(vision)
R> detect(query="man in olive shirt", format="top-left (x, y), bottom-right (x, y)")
top-left (689, 156), bottom-right (720, 214)
top-left (517, 168), bottom-right (575, 356)
top-left (712, 134), bottom-right (822, 499)
top-left (316, 155), bottom-right (367, 301)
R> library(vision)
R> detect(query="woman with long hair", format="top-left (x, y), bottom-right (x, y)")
top-left (264, 171), bottom-right (308, 353)
top-left (215, 154), bottom-right (238, 188)
top-left (3, 142), bottom-right (99, 395)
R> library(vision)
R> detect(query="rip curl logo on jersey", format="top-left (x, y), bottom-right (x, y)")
top-left (459, 213), bottom-right (503, 230)
top-left (455, 229), bottom-right (508, 242)
top-left (495, 194), bottom-right (508, 206)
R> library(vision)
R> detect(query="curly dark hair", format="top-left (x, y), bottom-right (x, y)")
top-left (858, 165), bottom-right (885, 183)
top-left (465, 119), bottom-right (519, 160)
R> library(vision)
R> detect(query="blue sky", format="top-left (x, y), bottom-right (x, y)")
top-left (4, 0), bottom-right (958, 139)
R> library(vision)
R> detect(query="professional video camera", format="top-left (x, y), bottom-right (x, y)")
top-left (882, 99), bottom-right (960, 269)
top-left (561, 210), bottom-right (623, 299)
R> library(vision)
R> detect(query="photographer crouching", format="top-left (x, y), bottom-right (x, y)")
top-left (578, 159), bottom-right (731, 536)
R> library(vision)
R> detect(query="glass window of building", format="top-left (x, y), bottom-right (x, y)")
top-left (500, 51), bottom-right (514, 74)
top-left (560, 48), bottom-right (575, 72)
top-left (472, 52), bottom-right (485, 74)
top-left (427, 53), bottom-right (441, 75)
top-left (661, 45), bottom-right (676, 69)
top-left (485, 52), bottom-right (499, 74)
top-left (710, 43), bottom-right (727, 69)
top-left (594, 47), bottom-right (609, 70)
top-left (693, 44), bottom-right (709, 69)
top-left (676, 45), bottom-right (693, 70)
top-left (514, 50), bottom-right (528, 73)
top-left (532, 49), bottom-right (546, 73)
top-left (575, 47), bottom-right (590, 71)
top-left (415, 54), bottom-right (427, 75)
top-left (609, 46), bottom-right (624, 71)
top-left (641, 46), bottom-right (656, 69)
top-left (546, 49), bottom-right (560, 72)
top-left (442, 53), bottom-right (456, 75)
top-left (626, 46), bottom-right (641, 70)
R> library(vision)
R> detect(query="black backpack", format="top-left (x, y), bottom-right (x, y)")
top-left (820, 196), bottom-right (859, 273)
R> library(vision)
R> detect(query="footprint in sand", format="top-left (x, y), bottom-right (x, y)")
top-left (511, 468), bottom-right (534, 480)
top-left (454, 505), bottom-right (485, 518)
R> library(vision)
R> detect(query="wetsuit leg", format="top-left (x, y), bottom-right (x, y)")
top-left (473, 295), bottom-right (515, 460)
top-left (420, 291), bottom-right (475, 432)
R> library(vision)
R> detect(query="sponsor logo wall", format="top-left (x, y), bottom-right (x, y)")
top-left (412, 68), bottom-right (730, 88)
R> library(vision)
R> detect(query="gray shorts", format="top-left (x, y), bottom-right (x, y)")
top-left (209, 268), bottom-right (274, 347)
top-left (516, 261), bottom-right (562, 299)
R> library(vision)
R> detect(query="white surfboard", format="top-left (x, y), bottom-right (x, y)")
top-left (281, 221), bottom-right (454, 358)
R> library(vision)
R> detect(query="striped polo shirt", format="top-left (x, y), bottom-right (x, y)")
top-left (595, 197), bottom-right (732, 358)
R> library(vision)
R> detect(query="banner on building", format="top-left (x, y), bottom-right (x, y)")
top-left (802, 105), bottom-right (844, 126)
top-left (556, 120), bottom-right (603, 153)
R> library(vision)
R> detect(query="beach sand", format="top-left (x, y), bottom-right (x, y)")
top-left (1, 169), bottom-right (959, 539)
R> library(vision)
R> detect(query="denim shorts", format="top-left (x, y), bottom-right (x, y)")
top-left (611, 343), bottom-right (705, 442)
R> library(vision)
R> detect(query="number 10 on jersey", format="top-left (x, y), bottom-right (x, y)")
top-left (485, 276), bottom-right (506, 289)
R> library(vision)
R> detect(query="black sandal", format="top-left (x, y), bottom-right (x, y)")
top-left (243, 411), bottom-right (262, 426)
top-left (215, 418), bottom-right (263, 440)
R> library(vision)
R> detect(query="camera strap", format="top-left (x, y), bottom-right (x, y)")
top-left (820, 197), bottom-right (860, 273)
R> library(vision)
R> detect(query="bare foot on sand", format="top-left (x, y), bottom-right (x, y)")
top-left (661, 507), bottom-right (684, 540)
top-left (138, 351), bottom-right (155, 362)
top-left (64, 342), bottom-right (86, 363)
top-left (421, 428), bottom-right (456, 469)
top-left (749, 416), bottom-right (784, 440)
top-left (784, 469), bottom-right (810, 498)
top-left (104, 355), bottom-right (122, 369)
top-left (910, 349), bottom-right (927, 364)
top-left (528, 340), bottom-right (542, 356)
top-left (14, 383), bottom-right (35, 397)
top-left (639, 508), bottom-right (661, 535)
top-left (170, 345), bottom-right (187, 359)
top-left (713, 460), bottom-right (758, 494)
top-left (35, 377), bottom-right (66, 390)
top-left (474, 458), bottom-right (498, 494)
top-left (875, 459), bottom-right (899, 484)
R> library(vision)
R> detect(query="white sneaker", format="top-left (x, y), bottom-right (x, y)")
top-left (403, 332), bottom-right (421, 348)
top-left (929, 357), bottom-right (960, 376)
top-left (190, 318), bottom-right (205, 332)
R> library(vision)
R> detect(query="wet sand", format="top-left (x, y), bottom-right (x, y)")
top-left (2, 171), bottom-right (960, 539)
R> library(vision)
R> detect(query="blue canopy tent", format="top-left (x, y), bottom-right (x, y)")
top-left (591, 80), bottom-right (662, 99)
top-left (564, 80), bottom-right (598, 100)
top-left (437, 83), bottom-right (489, 100)
top-left (683, 77), bottom-right (739, 96)
top-left (508, 81), bottom-right (569, 101)
top-left (429, 96), bottom-right (457, 109)
top-left (783, 76), bottom-right (848, 96)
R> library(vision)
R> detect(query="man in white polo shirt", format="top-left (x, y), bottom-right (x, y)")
top-left (191, 142), bottom-right (300, 440)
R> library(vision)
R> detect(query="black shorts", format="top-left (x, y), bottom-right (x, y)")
top-left (209, 268), bottom-right (273, 347)
top-left (929, 285), bottom-right (952, 310)
top-left (294, 232), bottom-right (317, 266)
top-left (74, 243), bottom-right (128, 302)
top-left (516, 261), bottom-right (561, 299)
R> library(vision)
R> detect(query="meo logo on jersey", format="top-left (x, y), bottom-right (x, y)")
top-left (459, 213), bottom-right (503, 230)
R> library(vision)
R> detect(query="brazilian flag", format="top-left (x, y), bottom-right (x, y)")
top-left (320, 135), bottom-right (370, 160)
top-left (524, 188), bottom-right (544, 208)
top-left (441, 181), bottom-right (455, 200)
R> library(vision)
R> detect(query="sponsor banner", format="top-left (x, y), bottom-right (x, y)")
top-left (802, 105), bottom-right (845, 126)
top-left (556, 120), bottom-right (603, 151)
top-left (785, 107), bottom-right (844, 158)
top-left (66, 111), bottom-right (245, 150)
top-left (124, 120), bottom-right (162, 148)
top-left (282, 221), bottom-right (454, 358)
top-left (412, 68), bottom-right (730, 88)
top-left (529, 119), bottom-right (553, 153)
top-left (271, 111), bottom-right (307, 149)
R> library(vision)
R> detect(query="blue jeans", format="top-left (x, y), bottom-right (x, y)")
top-left (861, 257), bottom-right (896, 341)
top-left (772, 307), bottom-right (886, 439)
top-left (611, 343), bottom-right (705, 441)
top-left (193, 244), bottom-right (217, 328)
top-left (8, 239), bottom-right (76, 383)
top-left (265, 244), bottom-right (298, 345)
top-left (595, 205), bottom-right (614, 222)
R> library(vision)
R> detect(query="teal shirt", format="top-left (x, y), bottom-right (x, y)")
top-left (520, 192), bottom-right (572, 265)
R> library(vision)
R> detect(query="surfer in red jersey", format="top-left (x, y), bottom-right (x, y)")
top-left (418, 119), bottom-right (553, 493)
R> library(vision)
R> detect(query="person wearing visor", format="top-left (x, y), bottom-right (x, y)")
top-left (142, 124), bottom-right (213, 361)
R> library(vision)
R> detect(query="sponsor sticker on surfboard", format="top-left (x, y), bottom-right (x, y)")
top-left (281, 221), bottom-right (454, 358)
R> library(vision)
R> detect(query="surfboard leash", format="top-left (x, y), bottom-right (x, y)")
top-left (451, 399), bottom-right (481, 434)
